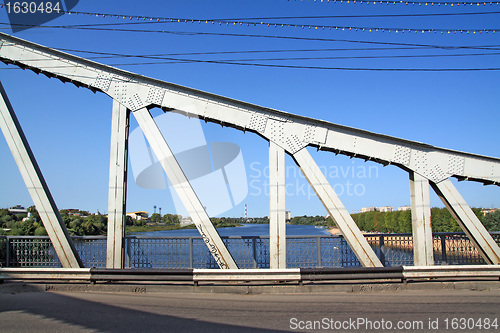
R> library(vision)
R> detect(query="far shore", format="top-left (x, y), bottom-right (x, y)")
top-left (328, 227), bottom-right (342, 236)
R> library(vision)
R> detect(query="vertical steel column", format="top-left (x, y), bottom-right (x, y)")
top-left (106, 100), bottom-right (129, 268)
top-left (189, 237), bottom-right (194, 269)
top-left (0, 82), bottom-right (82, 268)
top-left (292, 148), bottom-right (383, 267)
top-left (431, 178), bottom-right (500, 265)
top-left (379, 235), bottom-right (386, 266)
top-left (132, 107), bottom-right (237, 269)
top-left (269, 141), bottom-right (286, 269)
top-left (252, 237), bottom-right (258, 268)
top-left (316, 237), bottom-right (322, 267)
top-left (440, 234), bottom-right (448, 264)
top-left (125, 237), bottom-right (131, 268)
top-left (410, 172), bottom-right (434, 266)
top-left (5, 236), bottom-right (10, 267)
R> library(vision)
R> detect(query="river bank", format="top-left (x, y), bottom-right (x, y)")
top-left (328, 227), bottom-right (342, 236)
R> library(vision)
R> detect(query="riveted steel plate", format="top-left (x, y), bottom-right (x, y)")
top-left (303, 125), bottom-right (315, 143)
top-left (413, 150), bottom-right (428, 173)
top-left (428, 165), bottom-right (447, 183)
top-left (393, 145), bottom-right (411, 166)
top-left (447, 155), bottom-right (465, 176)
top-left (128, 93), bottom-right (144, 111)
top-left (268, 119), bottom-right (284, 144)
top-left (93, 72), bottom-right (113, 92)
top-left (145, 87), bottom-right (166, 106)
top-left (247, 113), bottom-right (268, 133)
top-left (286, 134), bottom-right (307, 154)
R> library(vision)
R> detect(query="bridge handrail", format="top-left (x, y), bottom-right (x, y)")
top-left (1, 232), bottom-right (498, 269)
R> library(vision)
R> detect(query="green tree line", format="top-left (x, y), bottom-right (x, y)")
top-left (0, 207), bottom-right (244, 236)
top-left (0, 206), bottom-right (46, 236)
top-left (149, 213), bottom-right (180, 225)
top-left (352, 208), bottom-right (500, 233)
top-left (289, 215), bottom-right (334, 227)
top-left (3, 206), bottom-right (499, 236)
top-left (0, 208), bottom-right (110, 236)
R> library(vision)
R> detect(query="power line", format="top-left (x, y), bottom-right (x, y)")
top-left (287, 0), bottom-right (499, 5)
top-left (204, 11), bottom-right (500, 20)
top-left (45, 16), bottom-right (500, 35)
top-left (2, 61), bottom-right (497, 71)
top-left (2, 23), bottom-right (500, 50)
top-left (74, 58), bottom-right (500, 71)
top-left (1, 6), bottom-right (499, 34)
top-left (58, 46), bottom-right (435, 57)
top-left (2, 53), bottom-right (498, 71)
top-left (30, 11), bottom-right (500, 23)
top-left (51, 48), bottom-right (500, 61)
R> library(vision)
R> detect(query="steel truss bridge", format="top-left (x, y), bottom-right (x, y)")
top-left (0, 32), bottom-right (499, 275)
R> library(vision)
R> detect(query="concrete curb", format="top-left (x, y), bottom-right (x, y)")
top-left (1, 280), bottom-right (499, 295)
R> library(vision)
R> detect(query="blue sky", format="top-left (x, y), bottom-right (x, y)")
top-left (0, 0), bottom-right (499, 218)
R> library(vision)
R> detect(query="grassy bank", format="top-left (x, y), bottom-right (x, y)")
top-left (125, 224), bottom-right (196, 234)
top-left (126, 222), bottom-right (242, 234)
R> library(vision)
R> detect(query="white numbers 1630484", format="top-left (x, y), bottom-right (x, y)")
top-left (5, 2), bottom-right (61, 14)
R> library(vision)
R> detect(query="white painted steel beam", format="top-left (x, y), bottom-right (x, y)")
top-left (410, 172), bottom-right (434, 266)
top-left (132, 107), bottom-right (238, 269)
top-left (0, 32), bottom-right (499, 188)
top-left (0, 268), bottom-right (91, 280)
top-left (193, 269), bottom-right (301, 282)
top-left (106, 100), bottom-right (130, 269)
top-left (292, 148), bottom-right (383, 267)
top-left (403, 265), bottom-right (500, 279)
top-left (0, 82), bottom-right (82, 268)
top-left (269, 141), bottom-right (286, 269)
top-left (431, 179), bottom-right (500, 265)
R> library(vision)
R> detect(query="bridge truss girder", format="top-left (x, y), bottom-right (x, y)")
top-left (0, 32), bottom-right (499, 268)
top-left (0, 82), bottom-right (82, 268)
top-left (106, 100), bottom-right (129, 268)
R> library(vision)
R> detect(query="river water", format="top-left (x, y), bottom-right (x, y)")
top-left (126, 224), bottom-right (395, 268)
top-left (131, 223), bottom-right (332, 237)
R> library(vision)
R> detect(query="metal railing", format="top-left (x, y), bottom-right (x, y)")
top-left (0, 232), bottom-right (498, 268)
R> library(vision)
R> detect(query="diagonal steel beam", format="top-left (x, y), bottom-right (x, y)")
top-left (106, 100), bottom-right (130, 268)
top-left (132, 107), bottom-right (237, 269)
top-left (410, 172), bottom-right (434, 266)
top-left (0, 82), bottom-right (82, 268)
top-left (0, 32), bottom-right (499, 188)
top-left (292, 148), bottom-right (383, 267)
top-left (269, 141), bottom-right (286, 269)
top-left (1, 32), bottom-right (499, 268)
top-left (431, 178), bottom-right (500, 265)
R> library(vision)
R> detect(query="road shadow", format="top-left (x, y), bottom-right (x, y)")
top-left (0, 290), bottom-right (288, 332)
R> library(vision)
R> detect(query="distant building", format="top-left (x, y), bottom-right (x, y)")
top-left (481, 208), bottom-right (498, 216)
top-left (361, 207), bottom-right (377, 213)
top-left (378, 206), bottom-right (393, 213)
top-left (286, 211), bottom-right (291, 220)
top-left (8, 205), bottom-right (27, 215)
top-left (398, 205), bottom-right (411, 212)
top-left (64, 209), bottom-right (89, 217)
top-left (126, 211), bottom-right (149, 220)
top-left (180, 216), bottom-right (194, 226)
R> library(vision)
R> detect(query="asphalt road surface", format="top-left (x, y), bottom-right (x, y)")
top-left (1, 288), bottom-right (499, 332)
